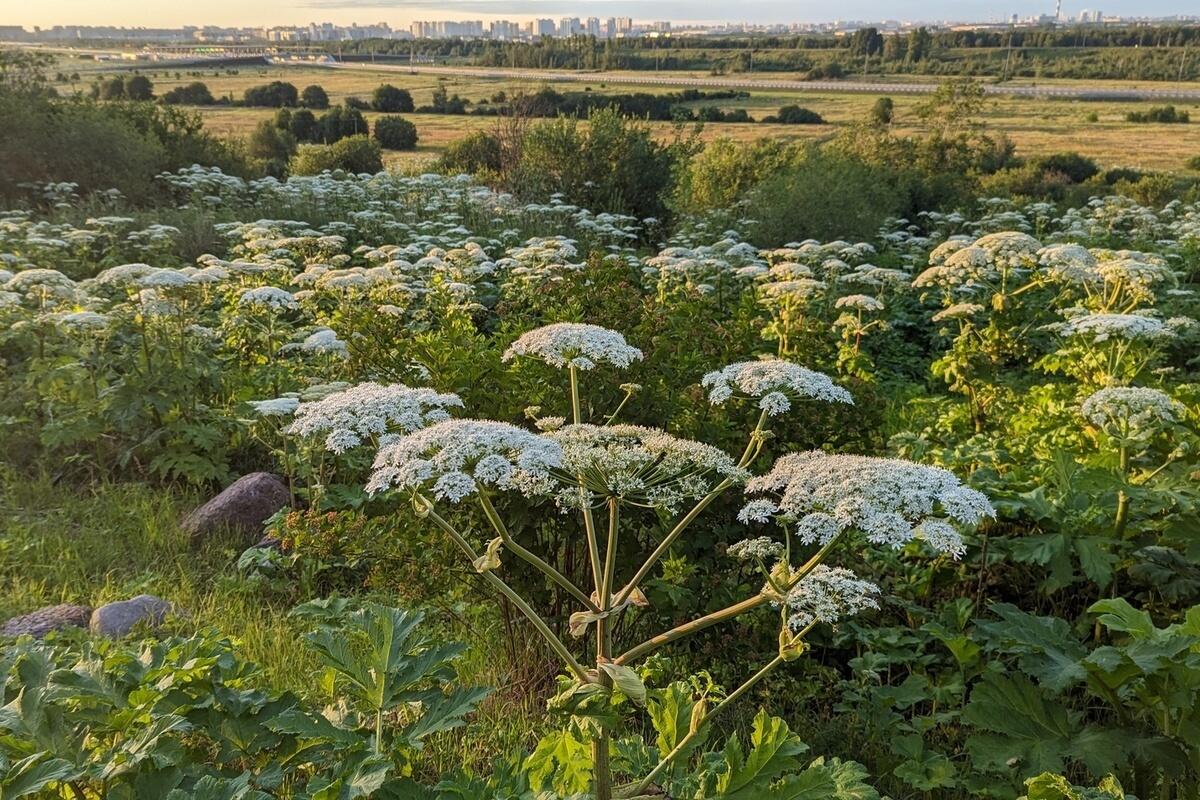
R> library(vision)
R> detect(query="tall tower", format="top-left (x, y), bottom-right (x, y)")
top-left (1055, 0), bottom-right (1063, 20)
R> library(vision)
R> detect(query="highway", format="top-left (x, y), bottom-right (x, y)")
top-left (313, 61), bottom-right (1200, 102)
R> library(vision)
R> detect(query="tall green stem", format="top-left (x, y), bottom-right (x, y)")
top-left (619, 653), bottom-right (789, 797)
top-left (594, 498), bottom-right (620, 800)
top-left (1114, 442), bottom-right (1131, 538)
top-left (479, 494), bottom-right (599, 612)
top-left (569, 364), bottom-right (583, 425)
top-left (420, 499), bottom-right (590, 682)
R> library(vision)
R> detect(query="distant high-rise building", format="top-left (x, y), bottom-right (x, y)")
top-left (586, 17), bottom-right (601, 36)
top-left (604, 18), bottom-right (617, 38)
top-left (559, 17), bottom-right (581, 36)
top-left (616, 17), bottom-right (634, 34)
top-left (534, 18), bottom-right (556, 37)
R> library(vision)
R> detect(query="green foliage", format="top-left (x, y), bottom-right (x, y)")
top-left (766, 105), bottom-right (825, 125)
top-left (371, 84), bottom-right (414, 113)
top-left (438, 131), bottom-right (503, 177)
top-left (300, 84), bottom-right (330, 110)
top-left (246, 120), bottom-right (298, 177)
top-left (291, 136), bottom-right (383, 175)
top-left (244, 82), bottom-right (299, 108)
top-left (1125, 105), bottom-right (1190, 123)
top-left (373, 115), bottom-right (419, 151)
top-left (162, 81), bottom-right (215, 105)
top-left (745, 148), bottom-right (904, 245)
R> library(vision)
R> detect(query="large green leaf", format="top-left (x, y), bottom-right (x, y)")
top-left (765, 757), bottom-right (880, 800)
top-left (0, 753), bottom-right (81, 799)
top-left (963, 673), bottom-right (1077, 775)
top-left (976, 604), bottom-right (1087, 692)
top-left (715, 710), bottom-right (808, 798)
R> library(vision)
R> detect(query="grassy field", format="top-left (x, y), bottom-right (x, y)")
top-left (61, 60), bottom-right (1200, 171)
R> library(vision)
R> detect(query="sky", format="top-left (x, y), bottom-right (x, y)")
top-left (3, 0), bottom-right (1197, 29)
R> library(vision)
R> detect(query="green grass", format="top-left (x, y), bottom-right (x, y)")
top-left (0, 464), bottom-right (550, 774)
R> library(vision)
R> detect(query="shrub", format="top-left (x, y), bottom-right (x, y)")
top-left (768, 105), bottom-right (825, 125)
top-left (746, 147), bottom-right (904, 245)
top-left (124, 74), bottom-right (153, 101)
top-left (161, 81), bottom-right (214, 105)
top-left (1033, 152), bottom-right (1100, 183)
top-left (372, 115), bottom-right (419, 150)
top-left (98, 76), bottom-right (125, 100)
top-left (243, 81), bottom-right (298, 107)
top-left (870, 96), bottom-right (895, 125)
top-left (438, 130), bottom-right (503, 175)
top-left (246, 119), bottom-right (298, 177)
top-left (1189, 155), bottom-right (1200, 170)
top-left (316, 105), bottom-right (369, 143)
top-left (299, 84), bottom-right (329, 109)
top-left (372, 84), bottom-right (414, 113)
top-left (1126, 105), bottom-right (1190, 123)
top-left (288, 108), bottom-right (319, 142)
top-left (343, 95), bottom-right (370, 111)
top-left (290, 135), bottom-right (383, 175)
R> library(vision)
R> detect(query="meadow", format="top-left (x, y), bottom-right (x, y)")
top-left (2, 46), bottom-right (1200, 800)
top-left (67, 60), bottom-right (1200, 171)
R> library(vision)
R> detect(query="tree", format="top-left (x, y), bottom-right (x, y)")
top-left (243, 81), bottom-right (298, 107)
top-left (770, 105), bottom-right (825, 124)
top-left (371, 84), bottom-right (414, 113)
top-left (98, 76), bottom-right (125, 100)
top-left (124, 75), bottom-right (154, 101)
top-left (373, 116), bottom-right (419, 150)
top-left (161, 81), bottom-right (214, 105)
top-left (300, 84), bottom-right (330, 109)
top-left (316, 106), bottom-right (368, 144)
top-left (290, 135), bottom-right (383, 175)
top-left (438, 130), bottom-right (503, 175)
top-left (245, 119), bottom-right (297, 177)
top-left (288, 108), bottom-right (319, 143)
top-left (870, 97), bottom-right (895, 126)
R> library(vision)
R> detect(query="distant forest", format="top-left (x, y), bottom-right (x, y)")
top-left (320, 25), bottom-right (1200, 81)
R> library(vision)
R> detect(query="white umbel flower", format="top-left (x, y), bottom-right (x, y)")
top-left (1080, 386), bottom-right (1184, 441)
top-left (287, 383), bottom-right (464, 454)
top-left (547, 424), bottom-right (748, 512)
top-left (785, 565), bottom-right (880, 631)
top-left (248, 397), bottom-right (301, 418)
top-left (502, 323), bottom-right (643, 370)
top-left (1045, 312), bottom-right (1174, 342)
top-left (728, 536), bottom-right (786, 562)
top-left (238, 286), bottom-right (298, 311)
top-left (702, 360), bottom-right (853, 416)
top-left (834, 294), bottom-right (885, 312)
top-left (932, 303), bottom-right (985, 323)
top-left (743, 451), bottom-right (993, 557)
top-left (367, 420), bottom-right (563, 502)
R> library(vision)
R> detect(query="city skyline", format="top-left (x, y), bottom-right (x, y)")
top-left (6, 0), bottom-right (1199, 29)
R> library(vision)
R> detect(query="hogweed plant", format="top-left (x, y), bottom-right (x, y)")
top-left (359, 323), bottom-right (994, 800)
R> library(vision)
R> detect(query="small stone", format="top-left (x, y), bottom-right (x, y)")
top-left (2, 604), bottom-right (92, 638)
top-left (181, 472), bottom-right (291, 542)
top-left (89, 595), bottom-right (172, 638)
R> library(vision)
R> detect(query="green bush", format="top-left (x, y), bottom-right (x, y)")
top-left (745, 147), bottom-right (904, 245)
top-left (870, 96), bottom-right (895, 125)
top-left (243, 80), bottom-right (298, 108)
top-left (290, 135), bottom-right (383, 175)
top-left (371, 83), bottom-right (414, 113)
top-left (124, 74), bottom-right (153, 101)
top-left (767, 104), bottom-right (826, 124)
top-left (438, 130), bottom-right (503, 175)
top-left (1126, 105), bottom-right (1190, 123)
top-left (315, 105), bottom-right (368, 143)
top-left (161, 81), bottom-right (213, 105)
top-left (372, 115), bottom-right (418, 150)
top-left (245, 119), bottom-right (297, 177)
top-left (299, 83), bottom-right (329, 109)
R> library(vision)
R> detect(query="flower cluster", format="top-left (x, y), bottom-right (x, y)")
top-left (286, 382), bottom-right (464, 453)
top-left (547, 424), bottom-right (748, 511)
top-left (702, 360), bottom-right (853, 415)
top-left (1045, 312), bottom-right (1174, 342)
top-left (1080, 386), bottom-right (1184, 441)
top-left (741, 451), bottom-right (994, 557)
top-left (502, 323), bottom-right (644, 371)
top-left (728, 536), bottom-right (786, 563)
top-left (784, 565), bottom-right (880, 631)
top-left (367, 420), bottom-right (563, 502)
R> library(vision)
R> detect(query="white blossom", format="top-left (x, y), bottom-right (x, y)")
top-left (367, 419), bottom-right (563, 502)
top-left (502, 323), bottom-right (643, 370)
top-left (728, 536), bottom-right (785, 562)
top-left (239, 286), bottom-right (298, 311)
top-left (702, 360), bottom-right (853, 415)
top-left (785, 565), bottom-right (880, 631)
top-left (287, 382), bottom-right (463, 453)
top-left (743, 451), bottom-right (993, 557)
top-left (1080, 386), bottom-right (1184, 441)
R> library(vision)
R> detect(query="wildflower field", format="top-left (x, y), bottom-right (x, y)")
top-left (2, 161), bottom-right (1198, 800)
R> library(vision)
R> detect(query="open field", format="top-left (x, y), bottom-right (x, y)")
top-left (84, 62), bottom-right (1200, 171)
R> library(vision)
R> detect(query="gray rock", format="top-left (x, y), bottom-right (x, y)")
top-left (181, 472), bottom-right (291, 541)
top-left (89, 595), bottom-right (172, 638)
top-left (2, 603), bottom-right (92, 638)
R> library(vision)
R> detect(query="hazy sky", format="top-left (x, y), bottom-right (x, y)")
top-left (6, 0), bottom-right (1196, 28)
